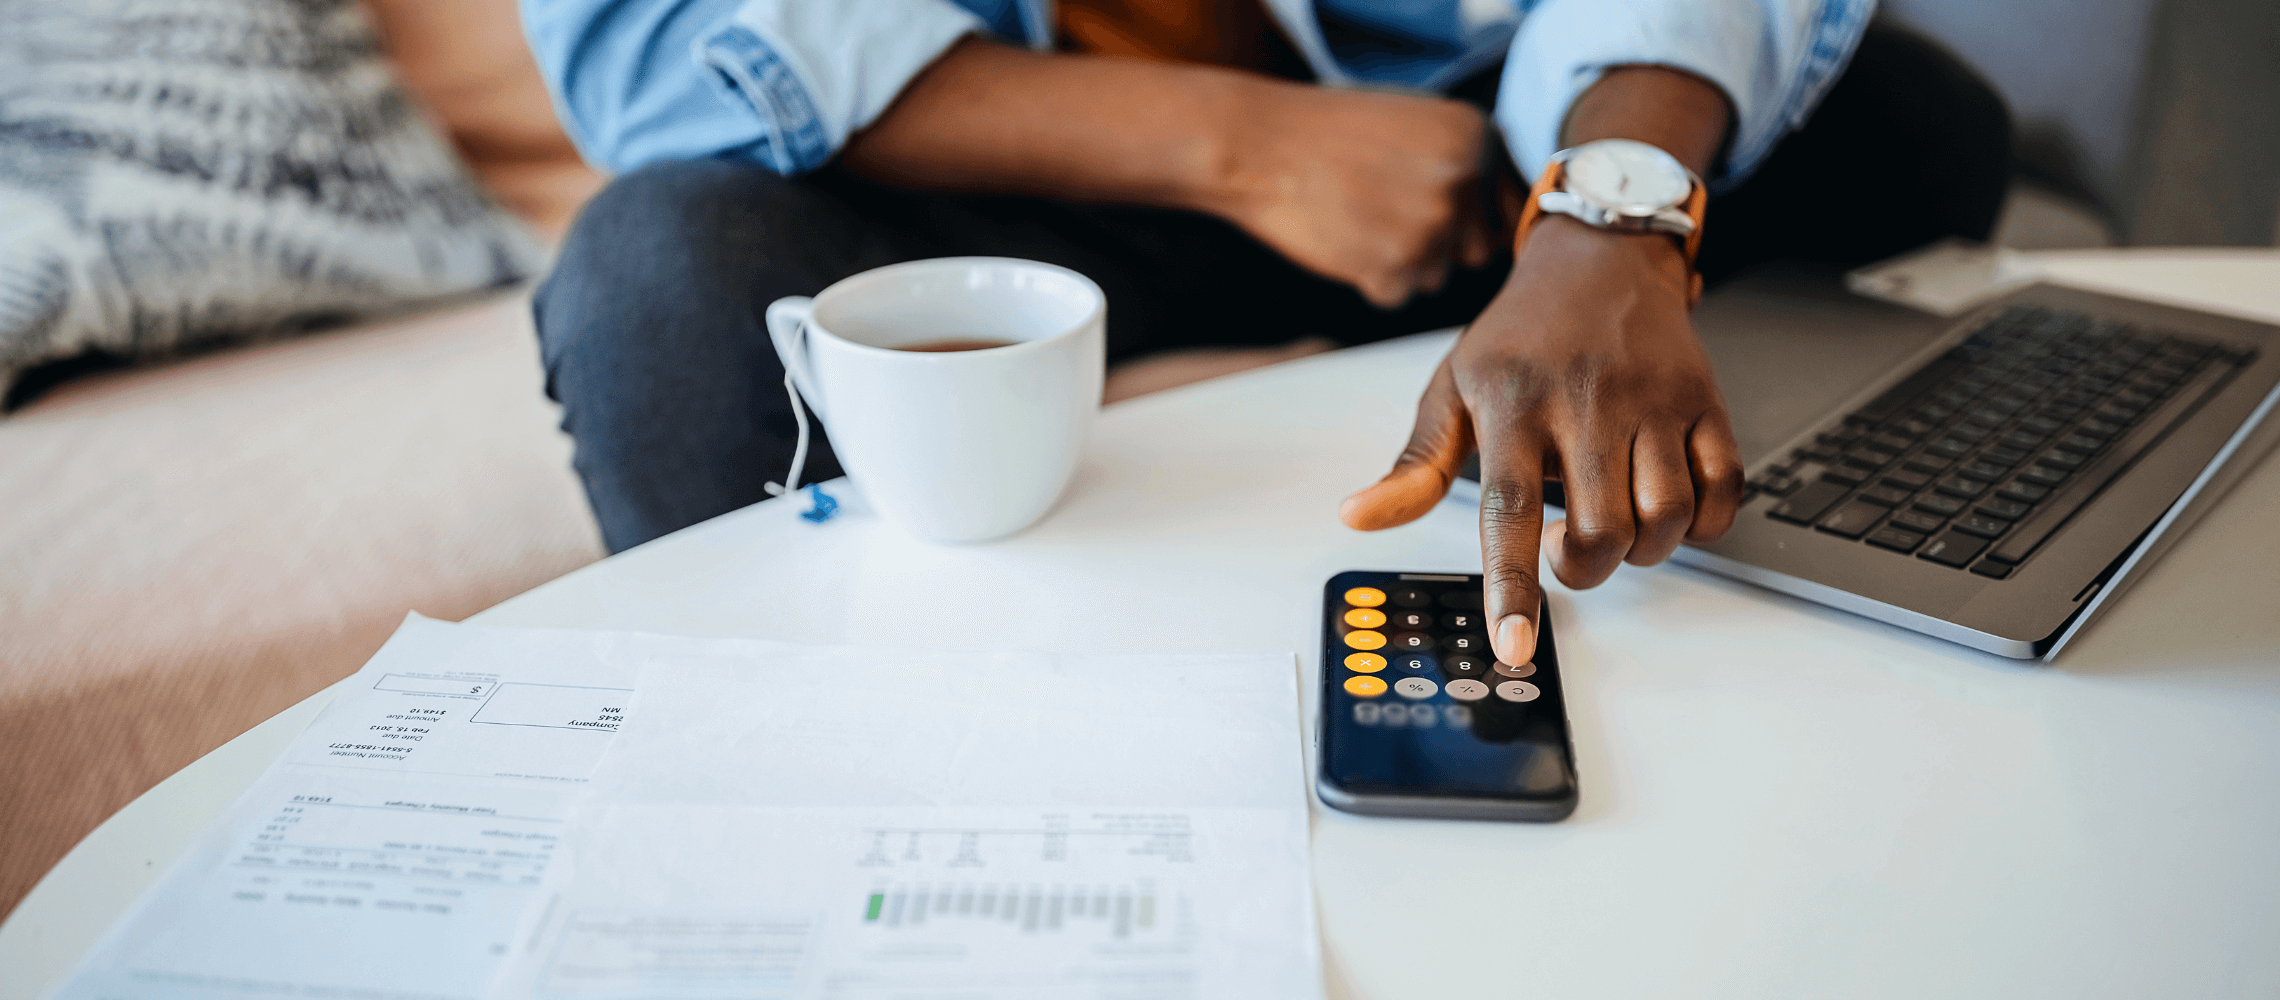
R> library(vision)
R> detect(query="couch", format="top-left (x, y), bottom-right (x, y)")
top-left (0, 0), bottom-right (611, 920)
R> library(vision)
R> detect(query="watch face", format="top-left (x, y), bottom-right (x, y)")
top-left (1564, 139), bottom-right (1692, 216)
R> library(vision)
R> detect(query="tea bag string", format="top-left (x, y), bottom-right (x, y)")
top-left (763, 370), bottom-right (811, 498)
top-left (762, 372), bottom-right (841, 521)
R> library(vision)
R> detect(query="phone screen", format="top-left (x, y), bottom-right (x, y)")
top-left (1318, 571), bottom-right (1577, 817)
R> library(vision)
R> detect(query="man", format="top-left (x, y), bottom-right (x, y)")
top-left (523, 0), bottom-right (2009, 667)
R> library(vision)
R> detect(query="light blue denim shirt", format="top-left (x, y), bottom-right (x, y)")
top-left (521, 0), bottom-right (1874, 192)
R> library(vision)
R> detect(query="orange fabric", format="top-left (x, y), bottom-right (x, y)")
top-left (1057, 0), bottom-right (1291, 70)
top-left (362, 0), bottom-right (606, 240)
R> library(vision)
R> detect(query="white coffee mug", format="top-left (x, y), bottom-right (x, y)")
top-left (766, 257), bottom-right (1106, 542)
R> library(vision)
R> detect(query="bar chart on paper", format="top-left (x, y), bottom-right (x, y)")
top-left (511, 808), bottom-right (1273, 999)
top-left (852, 814), bottom-right (1191, 940)
top-left (861, 881), bottom-right (1160, 936)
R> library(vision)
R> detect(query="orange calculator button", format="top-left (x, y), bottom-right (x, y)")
top-left (1342, 629), bottom-right (1386, 651)
top-left (1343, 587), bottom-right (1386, 608)
top-left (1342, 607), bottom-right (1386, 629)
top-left (1343, 675), bottom-right (1388, 698)
top-left (1343, 652), bottom-right (1387, 673)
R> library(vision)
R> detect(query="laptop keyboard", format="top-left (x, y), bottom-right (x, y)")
top-left (1747, 305), bottom-right (2254, 579)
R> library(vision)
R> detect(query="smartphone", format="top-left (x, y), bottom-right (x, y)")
top-left (1316, 570), bottom-right (1579, 821)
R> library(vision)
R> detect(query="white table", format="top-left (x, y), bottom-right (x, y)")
top-left (9, 250), bottom-right (2280, 999)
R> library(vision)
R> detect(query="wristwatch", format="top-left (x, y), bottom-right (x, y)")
top-left (1513, 138), bottom-right (1709, 306)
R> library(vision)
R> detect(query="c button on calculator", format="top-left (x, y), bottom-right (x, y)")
top-left (1494, 680), bottom-right (1542, 703)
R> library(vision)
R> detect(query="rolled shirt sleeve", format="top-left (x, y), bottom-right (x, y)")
top-left (1494, 0), bottom-right (1875, 191)
top-left (523, 0), bottom-right (988, 176)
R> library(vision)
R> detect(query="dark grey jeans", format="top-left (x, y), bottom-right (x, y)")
top-left (536, 24), bottom-right (2011, 553)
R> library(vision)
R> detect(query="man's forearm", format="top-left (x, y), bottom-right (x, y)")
top-left (842, 36), bottom-right (1500, 307)
top-left (840, 37), bottom-right (1262, 214)
top-left (1559, 66), bottom-right (1731, 180)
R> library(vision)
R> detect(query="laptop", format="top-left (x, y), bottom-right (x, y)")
top-left (1450, 265), bottom-right (2280, 660)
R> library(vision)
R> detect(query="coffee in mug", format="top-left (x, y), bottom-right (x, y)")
top-left (766, 258), bottom-right (1105, 543)
top-left (895, 337), bottom-right (1020, 353)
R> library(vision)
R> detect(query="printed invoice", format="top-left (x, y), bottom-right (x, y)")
top-left (46, 624), bottom-right (1322, 1000)
top-left (49, 616), bottom-right (675, 1000)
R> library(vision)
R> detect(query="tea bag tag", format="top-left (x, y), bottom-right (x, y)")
top-left (764, 371), bottom-right (838, 522)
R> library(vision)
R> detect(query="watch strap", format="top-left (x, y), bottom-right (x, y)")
top-left (1511, 158), bottom-right (1565, 260)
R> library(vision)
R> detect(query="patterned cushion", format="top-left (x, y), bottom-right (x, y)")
top-left (0, 0), bottom-right (545, 405)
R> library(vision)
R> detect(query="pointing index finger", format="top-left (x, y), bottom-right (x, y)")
top-left (1475, 419), bottom-right (1547, 667)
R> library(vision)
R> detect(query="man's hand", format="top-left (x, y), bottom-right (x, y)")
top-left (1200, 87), bottom-right (1497, 308)
top-left (1341, 219), bottom-right (1744, 665)
top-left (1338, 66), bottom-right (1744, 667)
